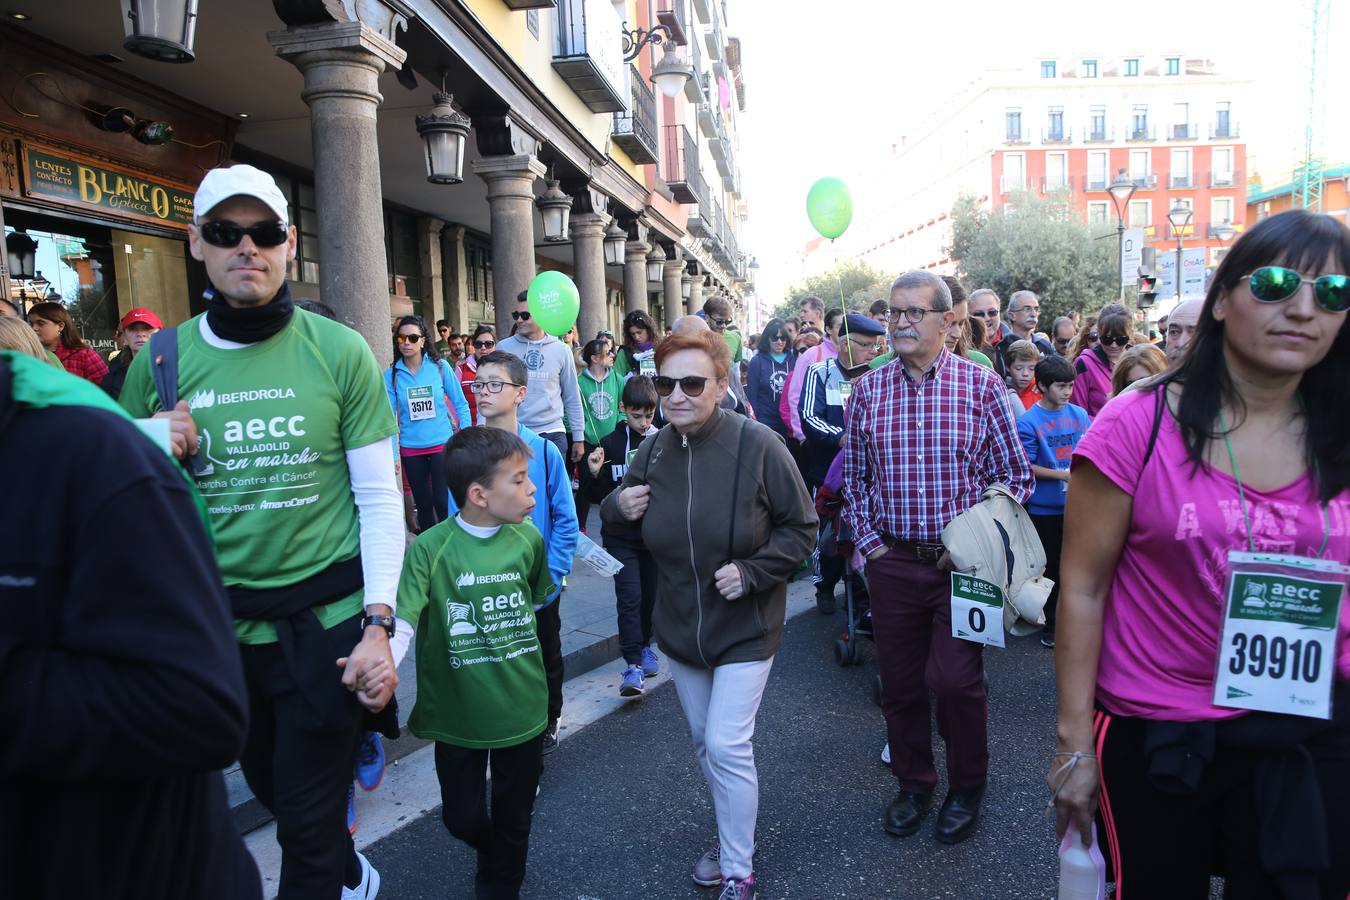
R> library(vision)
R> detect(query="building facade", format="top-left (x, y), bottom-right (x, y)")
top-left (0, 0), bottom-right (751, 362)
top-left (1248, 164), bottom-right (1350, 225)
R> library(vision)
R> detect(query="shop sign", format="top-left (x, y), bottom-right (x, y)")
top-left (21, 144), bottom-right (194, 229)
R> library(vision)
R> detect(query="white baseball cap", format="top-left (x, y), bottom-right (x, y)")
top-left (193, 164), bottom-right (290, 226)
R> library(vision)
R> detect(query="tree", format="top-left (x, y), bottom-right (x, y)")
top-left (773, 258), bottom-right (892, 322)
top-left (946, 191), bottom-right (1119, 324)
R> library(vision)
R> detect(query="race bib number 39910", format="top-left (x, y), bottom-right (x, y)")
top-left (1213, 552), bottom-right (1347, 720)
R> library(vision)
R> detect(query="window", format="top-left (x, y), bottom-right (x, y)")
top-left (297, 182), bottom-right (320, 284)
top-left (1215, 101), bottom-right (1232, 138)
top-left (1128, 199), bottom-right (1151, 228)
top-left (1129, 149), bottom-right (1151, 184)
top-left (1211, 196), bottom-right (1234, 226)
top-left (1124, 58), bottom-right (1139, 76)
top-left (1170, 148), bottom-right (1192, 187)
top-left (1047, 106), bottom-right (1065, 141)
top-left (1082, 59), bottom-right (1098, 78)
top-left (1005, 108), bottom-right (1023, 141)
top-left (1172, 102), bottom-right (1190, 139)
top-left (1041, 60), bottom-right (1056, 78)
top-left (1046, 152), bottom-right (1068, 190)
top-left (1087, 201), bottom-right (1110, 225)
top-left (1002, 153), bottom-right (1026, 192)
top-left (1166, 57), bottom-right (1181, 76)
top-left (1088, 150), bottom-right (1109, 189)
top-left (1132, 104), bottom-right (1150, 140)
top-left (1212, 147), bottom-right (1235, 186)
top-left (462, 234), bottom-right (495, 325)
top-left (1089, 105), bottom-right (1106, 140)
top-left (526, 8), bottom-right (539, 37)
top-left (385, 209), bottom-right (422, 319)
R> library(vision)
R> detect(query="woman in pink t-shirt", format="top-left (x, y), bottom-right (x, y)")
top-left (1052, 210), bottom-right (1350, 899)
top-left (1071, 303), bottom-right (1132, 417)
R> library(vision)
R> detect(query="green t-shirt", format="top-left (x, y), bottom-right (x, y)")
top-left (119, 309), bottom-right (397, 643)
top-left (723, 329), bottom-right (743, 364)
top-left (870, 348), bottom-right (994, 370)
top-left (579, 368), bottom-right (623, 445)
top-left (396, 519), bottom-right (555, 748)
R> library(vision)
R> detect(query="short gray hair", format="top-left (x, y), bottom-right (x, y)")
top-left (968, 288), bottom-right (1001, 308)
top-left (1009, 290), bottom-right (1038, 311)
top-left (890, 269), bottom-right (952, 311)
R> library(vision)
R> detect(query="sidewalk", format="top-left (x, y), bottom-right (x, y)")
top-left (229, 509), bottom-right (626, 832)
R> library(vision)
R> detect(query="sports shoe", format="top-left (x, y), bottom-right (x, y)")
top-left (640, 645), bottom-right (660, 677)
top-left (815, 586), bottom-right (836, 615)
top-left (692, 840), bottom-right (758, 888)
top-left (1039, 631), bottom-right (1056, 648)
top-left (355, 731), bottom-right (385, 791)
top-left (340, 850), bottom-right (380, 900)
top-left (880, 742), bottom-right (891, 766)
top-left (541, 722), bottom-right (559, 755)
top-left (619, 665), bottom-right (645, 697)
top-left (718, 875), bottom-right (756, 900)
top-left (346, 781), bottom-right (357, 836)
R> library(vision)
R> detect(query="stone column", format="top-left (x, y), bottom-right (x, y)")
top-left (688, 271), bottom-right (704, 316)
top-left (622, 223), bottom-right (651, 315)
top-left (270, 22), bottom-right (407, 366)
top-left (418, 217), bottom-right (446, 328)
top-left (440, 225), bottom-right (470, 333)
top-left (570, 211), bottom-right (611, 348)
top-left (472, 155), bottom-right (546, 338)
top-left (662, 248), bottom-right (684, 332)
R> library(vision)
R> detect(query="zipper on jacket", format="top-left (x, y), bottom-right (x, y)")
top-left (683, 431), bottom-right (710, 667)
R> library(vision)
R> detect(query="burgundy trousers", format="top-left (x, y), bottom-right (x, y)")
top-left (868, 550), bottom-right (989, 794)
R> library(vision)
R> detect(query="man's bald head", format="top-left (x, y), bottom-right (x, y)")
top-left (671, 315), bottom-right (711, 335)
top-left (1165, 299), bottom-right (1204, 363)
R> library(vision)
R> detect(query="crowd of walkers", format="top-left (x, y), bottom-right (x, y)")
top-left (3, 161), bottom-right (1349, 900)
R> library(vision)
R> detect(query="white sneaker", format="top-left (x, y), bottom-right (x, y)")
top-left (341, 851), bottom-right (380, 900)
top-left (880, 742), bottom-right (891, 766)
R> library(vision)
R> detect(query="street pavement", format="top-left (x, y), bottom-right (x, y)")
top-left (361, 590), bottom-right (1066, 899)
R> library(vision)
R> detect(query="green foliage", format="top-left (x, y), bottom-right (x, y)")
top-left (773, 258), bottom-right (892, 322)
top-left (945, 191), bottom-right (1120, 323)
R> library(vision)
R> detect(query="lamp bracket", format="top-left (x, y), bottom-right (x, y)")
top-left (621, 23), bottom-right (674, 62)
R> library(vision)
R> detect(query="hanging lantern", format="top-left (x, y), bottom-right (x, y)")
top-left (647, 244), bottom-right (666, 283)
top-left (415, 92), bottom-right (471, 185)
top-left (6, 229), bottom-right (38, 281)
top-left (681, 274), bottom-right (692, 300)
top-left (536, 179), bottom-right (572, 242)
top-left (603, 219), bottom-right (626, 266)
top-left (120, 0), bottom-right (199, 64)
top-left (651, 44), bottom-right (696, 100)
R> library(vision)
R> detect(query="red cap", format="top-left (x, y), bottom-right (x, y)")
top-left (119, 308), bottom-right (164, 330)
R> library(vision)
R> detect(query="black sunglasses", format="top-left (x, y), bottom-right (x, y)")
top-left (1099, 334), bottom-right (1130, 347)
top-left (473, 339), bottom-right (496, 350)
top-left (199, 220), bottom-right (289, 248)
top-left (511, 310), bottom-right (532, 321)
top-left (653, 375), bottom-right (710, 397)
top-left (1247, 266), bottom-right (1350, 313)
top-left (709, 317), bottom-right (731, 328)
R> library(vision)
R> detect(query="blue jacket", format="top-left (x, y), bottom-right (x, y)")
top-left (446, 423), bottom-right (578, 608)
top-left (385, 355), bottom-right (471, 449)
top-left (799, 358), bottom-right (848, 485)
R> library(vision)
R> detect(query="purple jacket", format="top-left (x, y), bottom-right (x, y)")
top-left (1073, 347), bottom-right (1114, 418)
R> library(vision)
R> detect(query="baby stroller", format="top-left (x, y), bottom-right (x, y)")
top-left (815, 482), bottom-right (872, 667)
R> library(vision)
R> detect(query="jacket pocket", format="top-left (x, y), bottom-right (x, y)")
top-left (750, 593), bottom-right (768, 637)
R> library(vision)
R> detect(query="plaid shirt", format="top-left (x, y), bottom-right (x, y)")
top-left (842, 348), bottom-right (1032, 555)
top-left (55, 345), bottom-right (109, 386)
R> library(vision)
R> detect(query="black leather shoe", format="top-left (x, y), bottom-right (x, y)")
top-left (884, 791), bottom-right (932, 837)
top-left (934, 784), bottom-right (986, 844)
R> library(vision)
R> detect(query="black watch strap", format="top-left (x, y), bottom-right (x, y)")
top-left (360, 614), bottom-right (396, 638)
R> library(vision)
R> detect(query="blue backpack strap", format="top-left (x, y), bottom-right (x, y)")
top-left (149, 327), bottom-right (179, 412)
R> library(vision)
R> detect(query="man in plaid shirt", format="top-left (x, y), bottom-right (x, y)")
top-left (842, 269), bottom-right (1031, 846)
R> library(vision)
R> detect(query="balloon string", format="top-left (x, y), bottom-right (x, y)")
top-left (836, 259), bottom-right (853, 369)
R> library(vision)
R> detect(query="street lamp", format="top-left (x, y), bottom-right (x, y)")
top-left (536, 178), bottom-right (572, 243)
top-left (1107, 168), bottom-right (1137, 298)
top-left (650, 44), bottom-right (696, 99)
top-left (1167, 200), bottom-right (1194, 302)
top-left (6, 229), bottom-right (38, 281)
top-left (603, 219), bottom-right (626, 266)
top-left (646, 244), bottom-right (666, 283)
top-left (120, 0), bottom-right (199, 63)
top-left (414, 91), bottom-right (471, 185)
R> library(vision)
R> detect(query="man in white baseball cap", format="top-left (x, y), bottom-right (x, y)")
top-left (118, 164), bottom-right (406, 899)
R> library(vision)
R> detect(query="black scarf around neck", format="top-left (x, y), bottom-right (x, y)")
top-left (204, 282), bottom-right (295, 344)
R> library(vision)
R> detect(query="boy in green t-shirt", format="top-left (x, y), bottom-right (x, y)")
top-left (395, 426), bottom-right (554, 900)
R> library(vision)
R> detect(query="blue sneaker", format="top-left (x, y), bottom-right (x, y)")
top-left (640, 645), bottom-right (660, 678)
top-left (346, 781), bottom-right (357, 835)
top-left (355, 731), bottom-right (385, 791)
top-left (619, 665), bottom-right (645, 697)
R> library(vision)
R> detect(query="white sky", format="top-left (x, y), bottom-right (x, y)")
top-left (733, 0), bottom-right (1350, 304)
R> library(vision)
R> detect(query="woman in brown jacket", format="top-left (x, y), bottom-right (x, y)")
top-left (602, 329), bottom-right (816, 900)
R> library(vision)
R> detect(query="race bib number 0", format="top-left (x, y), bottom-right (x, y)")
top-left (1213, 552), bottom-right (1347, 720)
top-left (951, 572), bottom-right (1005, 648)
top-left (407, 385), bottom-right (436, 421)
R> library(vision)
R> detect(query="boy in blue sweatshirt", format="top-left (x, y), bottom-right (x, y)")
top-left (449, 350), bottom-right (579, 754)
top-left (1015, 355), bottom-right (1090, 649)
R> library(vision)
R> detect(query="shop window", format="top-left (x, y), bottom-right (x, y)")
top-left (385, 209), bottom-right (422, 320)
top-left (464, 235), bottom-right (494, 326)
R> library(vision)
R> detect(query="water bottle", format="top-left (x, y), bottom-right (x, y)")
top-left (1057, 824), bottom-right (1106, 900)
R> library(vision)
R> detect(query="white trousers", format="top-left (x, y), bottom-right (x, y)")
top-left (667, 654), bottom-right (775, 881)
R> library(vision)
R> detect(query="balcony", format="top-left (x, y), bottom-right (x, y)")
top-left (1210, 120), bottom-right (1239, 140)
top-left (689, 0), bottom-right (711, 24)
top-left (1042, 126), bottom-right (1071, 144)
top-left (1084, 175), bottom-right (1108, 191)
top-left (1169, 172), bottom-right (1193, 189)
top-left (724, 168), bottom-right (741, 197)
top-left (1168, 123), bottom-right (1197, 141)
top-left (1004, 129), bottom-right (1029, 146)
top-left (655, 0), bottom-right (689, 45)
top-left (684, 30), bottom-right (704, 102)
top-left (1084, 125), bottom-right (1114, 143)
top-left (552, 0), bottom-right (627, 113)
top-left (704, 15), bottom-right (723, 61)
top-left (1132, 174), bottom-right (1158, 190)
top-left (612, 66), bottom-right (659, 164)
top-left (1127, 124), bottom-right (1156, 142)
top-left (1042, 174), bottom-right (1072, 192)
top-left (662, 124), bottom-right (705, 205)
top-left (1000, 174), bottom-right (1027, 193)
top-left (713, 136), bottom-right (734, 177)
top-left (697, 100), bottom-right (720, 138)
top-left (1209, 168), bottom-right (1242, 188)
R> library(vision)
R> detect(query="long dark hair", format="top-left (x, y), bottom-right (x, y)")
top-left (28, 301), bottom-right (86, 351)
top-left (621, 309), bottom-right (659, 352)
top-left (759, 317), bottom-right (791, 357)
top-left (391, 314), bottom-right (441, 369)
top-left (1161, 210), bottom-right (1350, 502)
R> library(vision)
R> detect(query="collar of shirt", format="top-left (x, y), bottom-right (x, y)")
top-left (896, 347), bottom-right (951, 386)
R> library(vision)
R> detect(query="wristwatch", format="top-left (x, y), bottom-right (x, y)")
top-left (360, 613), bottom-right (396, 638)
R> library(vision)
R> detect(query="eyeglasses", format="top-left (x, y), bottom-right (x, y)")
top-left (886, 306), bottom-right (938, 324)
top-left (511, 310), bottom-right (532, 321)
top-left (1087, 332), bottom-right (1099, 343)
top-left (653, 375), bottom-right (710, 397)
top-left (770, 335), bottom-right (787, 343)
top-left (1247, 266), bottom-right (1350, 313)
top-left (710, 317), bottom-right (731, 328)
top-left (968, 309), bottom-right (999, 319)
top-left (396, 334), bottom-right (423, 344)
top-left (1013, 306), bottom-right (1040, 315)
top-left (1099, 334), bottom-right (1130, 347)
top-left (199, 220), bottom-right (289, 248)
top-left (473, 340), bottom-right (496, 350)
top-left (470, 380), bottom-right (522, 394)
top-left (1054, 337), bottom-right (1071, 347)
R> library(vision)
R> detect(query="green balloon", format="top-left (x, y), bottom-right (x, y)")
top-left (526, 270), bottom-right (580, 337)
top-left (806, 177), bottom-right (853, 240)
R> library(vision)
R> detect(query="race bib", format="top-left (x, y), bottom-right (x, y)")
top-left (950, 572), bottom-right (1005, 648)
top-left (407, 385), bottom-right (436, 421)
top-left (610, 463), bottom-right (628, 482)
top-left (838, 381), bottom-right (852, 406)
top-left (1213, 551), bottom-right (1348, 720)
